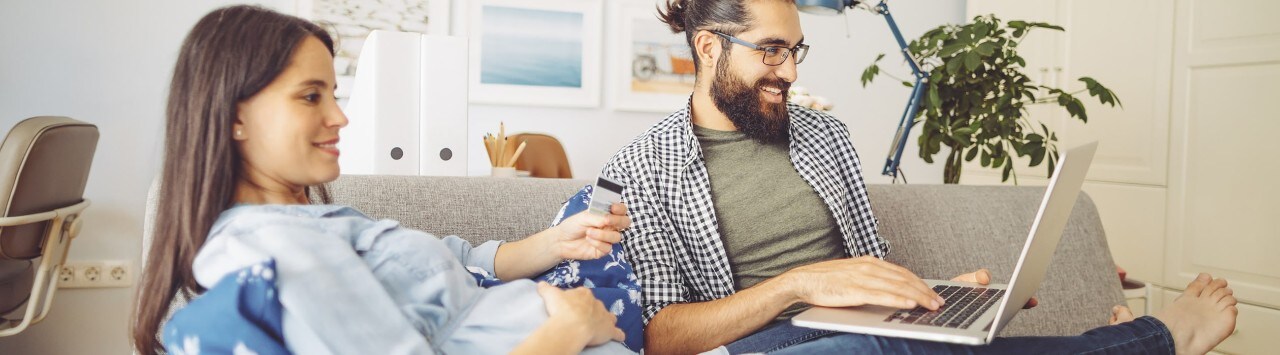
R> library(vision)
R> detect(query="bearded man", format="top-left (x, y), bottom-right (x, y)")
top-left (598, 0), bottom-right (1239, 354)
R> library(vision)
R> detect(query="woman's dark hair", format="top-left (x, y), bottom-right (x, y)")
top-left (132, 5), bottom-right (334, 354)
top-left (657, 0), bottom-right (755, 73)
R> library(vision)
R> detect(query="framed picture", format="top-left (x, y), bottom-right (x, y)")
top-left (297, 0), bottom-right (451, 99)
top-left (460, 0), bottom-right (603, 108)
top-left (612, 1), bottom-right (696, 112)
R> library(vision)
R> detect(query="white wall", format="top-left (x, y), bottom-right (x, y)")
top-left (0, 1), bottom-right (960, 353)
top-left (461, 1), bottom-right (961, 182)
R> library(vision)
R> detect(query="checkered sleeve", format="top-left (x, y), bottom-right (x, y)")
top-left (825, 115), bottom-right (892, 259)
top-left (601, 149), bottom-right (689, 325)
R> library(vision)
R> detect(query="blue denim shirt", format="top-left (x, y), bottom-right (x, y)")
top-left (192, 204), bottom-right (632, 354)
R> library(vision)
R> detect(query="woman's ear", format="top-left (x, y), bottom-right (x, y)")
top-left (232, 107), bottom-right (247, 141)
top-left (693, 30), bottom-right (721, 72)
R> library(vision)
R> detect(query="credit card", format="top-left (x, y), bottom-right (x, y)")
top-left (588, 175), bottom-right (626, 215)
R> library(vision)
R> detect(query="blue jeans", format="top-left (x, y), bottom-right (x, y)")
top-left (726, 316), bottom-right (1174, 354)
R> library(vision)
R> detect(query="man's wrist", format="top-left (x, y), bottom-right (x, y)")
top-left (766, 270), bottom-right (806, 307)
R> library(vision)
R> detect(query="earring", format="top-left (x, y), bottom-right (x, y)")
top-left (235, 130), bottom-right (242, 137)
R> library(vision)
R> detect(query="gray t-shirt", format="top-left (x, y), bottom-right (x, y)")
top-left (693, 125), bottom-right (846, 319)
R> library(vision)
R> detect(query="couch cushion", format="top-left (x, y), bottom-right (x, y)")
top-left (867, 184), bottom-right (1124, 337)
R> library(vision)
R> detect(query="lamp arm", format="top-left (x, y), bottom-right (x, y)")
top-left (873, 2), bottom-right (928, 179)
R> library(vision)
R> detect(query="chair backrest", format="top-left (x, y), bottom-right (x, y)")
top-left (505, 133), bottom-right (572, 179)
top-left (0, 116), bottom-right (97, 327)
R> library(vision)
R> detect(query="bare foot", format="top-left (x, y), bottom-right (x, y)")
top-left (1109, 305), bottom-right (1136, 325)
top-left (1153, 273), bottom-right (1238, 355)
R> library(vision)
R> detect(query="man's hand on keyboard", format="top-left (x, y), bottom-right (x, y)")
top-left (784, 256), bottom-right (945, 311)
top-left (951, 268), bottom-right (1039, 309)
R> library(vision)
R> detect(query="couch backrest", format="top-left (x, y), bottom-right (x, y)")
top-left (325, 175), bottom-right (1123, 337)
top-left (145, 174), bottom-right (1123, 337)
top-left (326, 175), bottom-right (589, 244)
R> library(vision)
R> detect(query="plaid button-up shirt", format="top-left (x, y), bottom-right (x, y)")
top-left (600, 102), bottom-right (891, 325)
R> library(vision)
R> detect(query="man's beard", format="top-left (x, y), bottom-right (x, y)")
top-left (709, 53), bottom-right (791, 143)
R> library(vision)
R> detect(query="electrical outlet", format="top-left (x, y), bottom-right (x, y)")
top-left (58, 265), bottom-right (76, 283)
top-left (58, 260), bottom-right (134, 289)
top-left (83, 266), bottom-right (101, 282)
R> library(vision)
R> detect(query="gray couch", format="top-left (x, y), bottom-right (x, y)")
top-left (323, 174), bottom-right (1125, 338)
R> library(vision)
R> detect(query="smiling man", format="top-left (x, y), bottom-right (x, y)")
top-left (599, 0), bottom-right (1238, 354)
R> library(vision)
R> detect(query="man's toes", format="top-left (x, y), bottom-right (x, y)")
top-left (1185, 273), bottom-right (1213, 296)
top-left (1209, 286), bottom-right (1228, 301)
top-left (1208, 278), bottom-right (1228, 290)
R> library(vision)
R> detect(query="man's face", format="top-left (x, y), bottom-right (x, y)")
top-left (709, 0), bottom-right (804, 143)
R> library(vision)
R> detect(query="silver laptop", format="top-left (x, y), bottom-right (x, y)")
top-left (792, 141), bottom-right (1099, 345)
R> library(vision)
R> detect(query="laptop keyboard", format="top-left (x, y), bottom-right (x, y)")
top-left (883, 285), bottom-right (1005, 329)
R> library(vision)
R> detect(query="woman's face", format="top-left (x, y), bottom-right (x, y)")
top-left (234, 36), bottom-right (347, 191)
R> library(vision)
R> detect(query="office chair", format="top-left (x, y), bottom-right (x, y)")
top-left (505, 133), bottom-right (573, 179)
top-left (0, 116), bottom-right (98, 336)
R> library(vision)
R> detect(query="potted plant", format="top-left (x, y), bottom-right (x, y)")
top-left (861, 15), bottom-right (1121, 184)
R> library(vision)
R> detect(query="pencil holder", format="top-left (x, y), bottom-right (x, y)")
top-left (491, 166), bottom-right (517, 178)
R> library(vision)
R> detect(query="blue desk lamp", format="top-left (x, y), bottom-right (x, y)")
top-left (796, 0), bottom-right (924, 181)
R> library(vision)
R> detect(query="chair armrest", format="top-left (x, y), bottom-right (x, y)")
top-left (0, 199), bottom-right (89, 228)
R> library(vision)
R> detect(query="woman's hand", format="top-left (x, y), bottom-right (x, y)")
top-left (495, 203), bottom-right (631, 280)
top-left (548, 203), bottom-right (631, 261)
top-left (537, 282), bottom-right (626, 347)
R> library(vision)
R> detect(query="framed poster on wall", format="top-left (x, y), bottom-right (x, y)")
top-left (460, 0), bottom-right (603, 108)
top-left (612, 0), bottom-right (696, 112)
top-left (297, 0), bottom-right (451, 99)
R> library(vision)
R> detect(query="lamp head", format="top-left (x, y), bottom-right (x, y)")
top-left (795, 0), bottom-right (861, 15)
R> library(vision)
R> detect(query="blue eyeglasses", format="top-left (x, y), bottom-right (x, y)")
top-left (712, 31), bottom-right (810, 66)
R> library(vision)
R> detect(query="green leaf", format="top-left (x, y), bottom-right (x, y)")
top-left (1029, 149), bottom-right (1045, 166)
top-left (1072, 98), bottom-right (1089, 122)
top-left (965, 146), bottom-right (979, 161)
top-left (860, 64), bottom-right (879, 87)
top-left (928, 86), bottom-right (941, 112)
top-left (901, 81), bottom-right (914, 88)
top-left (1002, 160), bottom-right (1013, 181)
top-left (981, 150), bottom-right (991, 167)
top-left (1028, 22), bottom-right (1065, 31)
top-left (1080, 76), bottom-right (1100, 89)
top-left (939, 43), bottom-right (968, 57)
top-left (947, 55), bottom-right (964, 75)
top-left (973, 23), bottom-right (991, 37)
top-left (953, 127), bottom-right (975, 145)
top-left (964, 52), bottom-right (980, 72)
top-left (1046, 152), bottom-right (1058, 177)
top-left (975, 41), bottom-right (996, 56)
top-left (1008, 20), bottom-right (1028, 29)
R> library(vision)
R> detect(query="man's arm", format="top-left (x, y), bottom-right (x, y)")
top-left (644, 274), bottom-right (799, 354)
top-left (645, 256), bottom-right (947, 354)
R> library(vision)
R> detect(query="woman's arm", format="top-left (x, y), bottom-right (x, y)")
top-left (511, 282), bottom-right (625, 355)
top-left (493, 204), bottom-right (630, 280)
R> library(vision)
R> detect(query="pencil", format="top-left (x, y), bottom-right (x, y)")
top-left (483, 135), bottom-right (496, 166)
top-left (507, 141), bottom-right (527, 168)
top-left (497, 122), bottom-right (507, 167)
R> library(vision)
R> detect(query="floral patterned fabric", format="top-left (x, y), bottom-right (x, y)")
top-left (468, 185), bottom-right (644, 351)
top-left (164, 260), bottom-right (289, 355)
